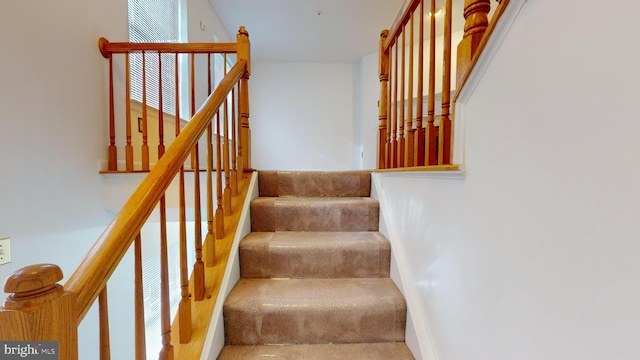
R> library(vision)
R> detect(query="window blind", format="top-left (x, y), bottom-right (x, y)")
top-left (128, 0), bottom-right (180, 116)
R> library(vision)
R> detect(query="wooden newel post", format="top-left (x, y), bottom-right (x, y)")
top-left (237, 26), bottom-right (251, 176)
top-left (456, 0), bottom-right (490, 88)
top-left (0, 264), bottom-right (78, 360)
top-left (377, 30), bottom-right (390, 169)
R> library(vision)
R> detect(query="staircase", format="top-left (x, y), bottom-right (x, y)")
top-left (218, 170), bottom-right (415, 359)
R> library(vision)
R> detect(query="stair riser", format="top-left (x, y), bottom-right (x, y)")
top-left (224, 310), bottom-right (406, 345)
top-left (251, 198), bottom-right (379, 232)
top-left (218, 343), bottom-right (415, 360)
top-left (259, 171), bottom-right (371, 197)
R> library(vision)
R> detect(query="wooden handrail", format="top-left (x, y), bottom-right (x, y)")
top-left (384, 0), bottom-right (420, 51)
top-left (98, 38), bottom-right (238, 57)
top-left (65, 59), bottom-right (247, 322)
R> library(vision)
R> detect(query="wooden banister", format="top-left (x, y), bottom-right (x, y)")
top-left (384, 0), bottom-right (421, 51)
top-left (65, 58), bottom-right (246, 323)
top-left (377, 0), bottom-right (510, 170)
top-left (98, 38), bottom-right (237, 57)
top-left (2, 26), bottom-right (252, 360)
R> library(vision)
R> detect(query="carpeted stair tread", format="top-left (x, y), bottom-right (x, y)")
top-left (240, 231), bottom-right (390, 279)
top-left (217, 342), bottom-right (415, 360)
top-left (258, 170), bottom-right (371, 197)
top-left (251, 197), bottom-right (379, 232)
top-left (223, 278), bottom-right (406, 345)
top-left (219, 170), bottom-right (414, 358)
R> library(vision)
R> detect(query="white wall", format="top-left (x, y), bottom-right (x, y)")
top-left (0, 0), bottom-right (131, 358)
top-left (186, 0), bottom-right (234, 111)
top-left (250, 62), bottom-right (358, 170)
top-left (356, 52), bottom-right (380, 169)
top-left (375, 1), bottom-right (640, 359)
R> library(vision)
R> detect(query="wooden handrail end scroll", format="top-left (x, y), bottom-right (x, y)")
top-left (99, 37), bottom-right (110, 58)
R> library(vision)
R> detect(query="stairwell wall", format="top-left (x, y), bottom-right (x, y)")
top-left (250, 62), bottom-right (359, 170)
top-left (0, 0), bottom-right (131, 357)
top-left (374, 1), bottom-right (640, 359)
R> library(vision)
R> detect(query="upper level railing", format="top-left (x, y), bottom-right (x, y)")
top-left (0, 27), bottom-right (252, 360)
top-left (377, 0), bottom-right (509, 170)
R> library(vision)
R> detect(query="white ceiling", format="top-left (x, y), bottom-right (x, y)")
top-left (208, 0), bottom-right (468, 63)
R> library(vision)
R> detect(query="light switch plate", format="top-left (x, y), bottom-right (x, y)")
top-left (0, 238), bottom-right (11, 265)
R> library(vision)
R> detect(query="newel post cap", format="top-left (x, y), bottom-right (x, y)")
top-left (3, 263), bottom-right (64, 310)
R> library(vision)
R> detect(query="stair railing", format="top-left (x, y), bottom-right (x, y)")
top-left (0, 27), bottom-right (252, 360)
top-left (377, 0), bottom-right (510, 169)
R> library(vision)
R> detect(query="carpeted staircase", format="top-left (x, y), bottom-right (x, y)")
top-left (218, 171), bottom-right (415, 359)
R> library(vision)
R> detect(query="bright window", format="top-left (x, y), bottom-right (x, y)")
top-left (128, 0), bottom-right (181, 116)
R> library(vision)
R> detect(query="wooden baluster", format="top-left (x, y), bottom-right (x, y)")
top-left (158, 70), bottom-right (174, 358)
top-left (133, 234), bottom-right (146, 360)
top-left (157, 227), bottom-right (174, 360)
top-left (158, 52), bottom-right (165, 159)
top-left (238, 76), bottom-right (251, 175)
top-left (456, 0), bottom-right (490, 88)
top-left (0, 264), bottom-right (78, 360)
top-left (190, 53), bottom-right (196, 171)
top-left (126, 53), bottom-right (134, 171)
top-left (192, 144), bottom-right (204, 301)
top-left (205, 53), bottom-right (216, 267)
top-left (377, 30), bottom-right (389, 169)
top-left (175, 54), bottom-right (180, 140)
top-left (98, 287), bottom-right (111, 360)
top-left (230, 84), bottom-right (238, 196)
top-left (178, 159), bottom-right (191, 343)
top-left (406, 12), bottom-right (415, 167)
top-left (191, 53), bottom-right (195, 120)
top-left (206, 121), bottom-right (216, 265)
top-left (237, 27), bottom-right (251, 174)
top-left (440, 0), bottom-right (453, 165)
top-left (399, 27), bottom-right (406, 168)
top-left (158, 148), bottom-right (174, 359)
top-left (208, 53), bottom-right (212, 97)
top-left (158, 195), bottom-right (174, 359)
top-left (386, 43), bottom-right (393, 170)
top-left (191, 52), bottom-right (205, 302)
top-left (415, 0), bottom-right (425, 166)
top-left (426, 0), bottom-right (438, 165)
top-left (236, 79), bottom-right (245, 175)
top-left (108, 55), bottom-right (117, 171)
top-left (222, 54), bottom-right (232, 214)
top-left (391, 42), bottom-right (398, 169)
top-left (215, 110), bottom-right (225, 239)
top-left (176, 53), bottom-right (192, 344)
top-left (142, 51), bottom-right (150, 171)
